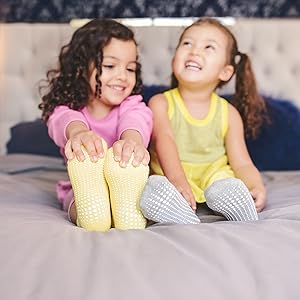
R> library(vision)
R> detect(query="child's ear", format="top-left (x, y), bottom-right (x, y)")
top-left (171, 56), bottom-right (175, 69)
top-left (219, 65), bottom-right (234, 82)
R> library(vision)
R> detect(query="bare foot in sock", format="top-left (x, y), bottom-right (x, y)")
top-left (204, 178), bottom-right (259, 222)
top-left (140, 175), bottom-right (200, 225)
top-left (67, 146), bottom-right (111, 232)
top-left (104, 148), bottom-right (148, 230)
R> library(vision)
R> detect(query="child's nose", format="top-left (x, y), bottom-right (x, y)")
top-left (190, 46), bottom-right (201, 56)
top-left (116, 68), bottom-right (127, 80)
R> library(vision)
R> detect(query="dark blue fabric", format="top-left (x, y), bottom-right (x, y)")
top-left (245, 98), bottom-right (300, 171)
top-left (6, 119), bottom-right (61, 158)
top-left (142, 85), bottom-right (168, 103)
top-left (1, 1), bottom-right (299, 22)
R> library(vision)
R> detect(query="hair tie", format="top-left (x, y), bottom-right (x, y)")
top-left (235, 51), bottom-right (242, 65)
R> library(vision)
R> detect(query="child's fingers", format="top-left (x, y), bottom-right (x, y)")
top-left (79, 134), bottom-right (105, 162)
top-left (94, 138), bottom-right (105, 158)
top-left (113, 140), bottom-right (133, 167)
top-left (83, 145), bottom-right (98, 162)
top-left (132, 147), bottom-right (147, 167)
top-left (251, 189), bottom-right (266, 212)
top-left (64, 140), bottom-right (74, 160)
top-left (120, 143), bottom-right (134, 166)
top-left (113, 141), bottom-right (149, 168)
top-left (66, 130), bottom-right (104, 162)
top-left (73, 145), bottom-right (86, 161)
top-left (181, 190), bottom-right (197, 211)
top-left (250, 190), bottom-right (258, 199)
top-left (254, 197), bottom-right (265, 212)
top-left (190, 198), bottom-right (197, 211)
top-left (68, 139), bottom-right (86, 161)
top-left (82, 138), bottom-right (105, 162)
top-left (112, 141), bottom-right (124, 163)
top-left (141, 151), bottom-right (150, 166)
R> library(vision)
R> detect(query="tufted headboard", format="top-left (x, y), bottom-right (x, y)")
top-left (0, 18), bottom-right (300, 154)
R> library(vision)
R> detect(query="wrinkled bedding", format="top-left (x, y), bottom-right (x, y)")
top-left (0, 154), bottom-right (299, 300)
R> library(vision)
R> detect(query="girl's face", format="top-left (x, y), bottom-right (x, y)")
top-left (172, 24), bottom-right (233, 88)
top-left (89, 38), bottom-right (137, 108)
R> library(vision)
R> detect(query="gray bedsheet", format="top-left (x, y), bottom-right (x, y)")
top-left (0, 154), bottom-right (299, 300)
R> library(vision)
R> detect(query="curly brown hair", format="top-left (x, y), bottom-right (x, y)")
top-left (39, 19), bottom-right (143, 121)
top-left (171, 18), bottom-right (269, 139)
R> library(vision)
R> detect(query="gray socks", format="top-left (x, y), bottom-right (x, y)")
top-left (140, 175), bottom-right (200, 225)
top-left (204, 178), bottom-right (259, 222)
top-left (140, 176), bottom-right (258, 224)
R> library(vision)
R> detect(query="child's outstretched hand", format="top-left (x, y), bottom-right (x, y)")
top-left (112, 139), bottom-right (150, 168)
top-left (65, 129), bottom-right (105, 162)
top-left (250, 187), bottom-right (266, 212)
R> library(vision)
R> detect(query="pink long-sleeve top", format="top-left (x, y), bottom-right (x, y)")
top-left (48, 95), bottom-right (153, 154)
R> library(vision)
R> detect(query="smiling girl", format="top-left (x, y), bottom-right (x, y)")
top-left (39, 19), bottom-right (152, 232)
top-left (140, 18), bottom-right (267, 225)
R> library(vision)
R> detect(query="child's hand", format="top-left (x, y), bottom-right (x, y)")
top-left (250, 187), bottom-right (266, 212)
top-left (65, 130), bottom-right (105, 162)
top-left (112, 139), bottom-right (150, 168)
top-left (171, 178), bottom-right (197, 211)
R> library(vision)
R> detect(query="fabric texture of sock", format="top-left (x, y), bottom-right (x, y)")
top-left (204, 178), bottom-right (259, 222)
top-left (104, 148), bottom-right (148, 230)
top-left (67, 144), bottom-right (111, 232)
top-left (140, 175), bottom-right (200, 225)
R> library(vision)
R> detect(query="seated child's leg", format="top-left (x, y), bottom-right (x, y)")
top-left (68, 200), bottom-right (76, 223)
top-left (67, 144), bottom-right (111, 232)
top-left (204, 178), bottom-right (258, 222)
top-left (140, 175), bottom-right (200, 225)
top-left (62, 189), bottom-right (76, 223)
top-left (104, 148), bottom-right (148, 230)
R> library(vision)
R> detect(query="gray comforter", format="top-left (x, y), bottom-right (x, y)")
top-left (0, 154), bottom-right (299, 300)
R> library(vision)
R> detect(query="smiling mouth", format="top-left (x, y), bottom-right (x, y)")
top-left (108, 85), bottom-right (126, 91)
top-left (185, 61), bottom-right (202, 71)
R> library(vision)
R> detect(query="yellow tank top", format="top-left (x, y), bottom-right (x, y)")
top-left (150, 88), bottom-right (235, 203)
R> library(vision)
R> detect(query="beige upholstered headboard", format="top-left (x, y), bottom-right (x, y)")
top-left (0, 18), bottom-right (300, 154)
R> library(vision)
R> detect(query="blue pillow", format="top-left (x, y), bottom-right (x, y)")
top-left (246, 97), bottom-right (300, 171)
top-left (142, 85), bottom-right (168, 103)
top-left (6, 119), bottom-right (61, 158)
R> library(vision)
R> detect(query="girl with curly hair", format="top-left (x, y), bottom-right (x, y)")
top-left (140, 18), bottom-right (268, 225)
top-left (39, 19), bottom-right (152, 232)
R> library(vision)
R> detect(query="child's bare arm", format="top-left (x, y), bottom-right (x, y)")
top-left (225, 104), bottom-right (266, 211)
top-left (149, 94), bottom-right (196, 210)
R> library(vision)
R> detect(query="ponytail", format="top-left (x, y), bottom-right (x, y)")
top-left (231, 52), bottom-right (269, 139)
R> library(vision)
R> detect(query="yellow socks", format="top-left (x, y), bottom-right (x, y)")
top-left (104, 148), bottom-right (148, 230)
top-left (67, 144), bottom-right (148, 231)
top-left (67, 145), bottom-right (111, 232)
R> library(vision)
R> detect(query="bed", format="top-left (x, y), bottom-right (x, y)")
top-left (1, 18), bottom-right (300, 299)
top-left (1, 154), bottom-right (300, 299)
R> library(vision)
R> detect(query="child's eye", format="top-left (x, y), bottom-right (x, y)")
top-left (182, 41), bottom-right (192, 47)
top-left (205, 45), bottom-right (215, 50)
top-left (103, 64), bottom-right (114, 69)
top-left (127, 68), bottom-right (136, 73)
